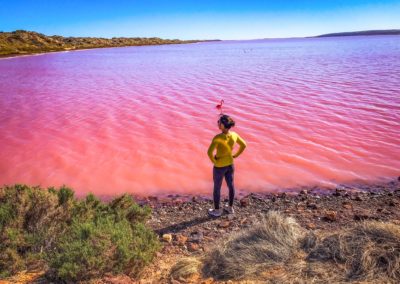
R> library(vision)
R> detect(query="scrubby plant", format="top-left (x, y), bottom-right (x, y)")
top-left (202, 211), bottom-right (305, 280)
top-left (0, 184), bottom-right (160, 281)
top-left (307, 220), bottom-right (400, 282)
top-left (197, 211), bottom-right (400, 283)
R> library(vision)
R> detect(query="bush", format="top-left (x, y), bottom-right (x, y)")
top-left (0, 184), bottom-right (160, 281)
top-left (308, 220), bottom-right (400, 282)
top-left (202, 211), bottom-right (305, 280)
top-left (197, 212), bottom-right (400, 283)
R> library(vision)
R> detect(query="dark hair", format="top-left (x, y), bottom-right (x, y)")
top-left (219, 114), bottom-right (235, 129)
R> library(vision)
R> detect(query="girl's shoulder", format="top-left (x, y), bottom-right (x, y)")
top-left (229, 130), bottom-right (239, 137)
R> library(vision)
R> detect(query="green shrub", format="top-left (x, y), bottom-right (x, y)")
top-left (0, 184), bottom-right (160, 281)
top-left (47, 217), bottom-right (159, 281)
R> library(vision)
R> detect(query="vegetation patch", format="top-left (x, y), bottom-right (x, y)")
top-left (194, 211), bottom-right (400, 283)
top-left (0, 184), bottom-right (160, 282)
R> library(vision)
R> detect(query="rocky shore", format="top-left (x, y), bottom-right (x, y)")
top-left (138, 178), bottom-right (400, 283)
top-left (3, 178), bottom-right (399, 283)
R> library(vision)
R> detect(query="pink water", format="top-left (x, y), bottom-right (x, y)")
top-left (1, 36), bottom-right (399, 197)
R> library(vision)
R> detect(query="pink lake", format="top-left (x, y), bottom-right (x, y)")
top-left (0, 36), bottom-right (399, 197)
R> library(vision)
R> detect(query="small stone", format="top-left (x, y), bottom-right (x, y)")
top-left (307, 203), bottom-right (318, 210)
top-left (240, 198), bottom-right (250, 207)
top-left (162, 233), bottom-right (172, 243)
top-left (342, 202), bottom-right (353, 209)
top-left (352, 195), bottom-right (363, 201)
top-left (306, 223), bottom-right (316, 229)
top-left (192, 196), bottom-right (198, 203)
top-left (201, 278), bottom-right (215, 284)
top-left (175, 234), bottom-right (188, 245)
top-left (218, 221), bottom-right (231, 228)
top-left (323, 210), bottom-right (337, 222)
top-left (187, 242), bottom-right (200, 252)
top-left (300, 189), bottom-right (308, 195)
top-left (189, 231), bottom-right (204, 243)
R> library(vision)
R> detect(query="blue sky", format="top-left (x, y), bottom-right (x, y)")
top-left (1, 0), bottom-right (399, 40)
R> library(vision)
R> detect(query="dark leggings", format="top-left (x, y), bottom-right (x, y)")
top-left (213, 164), bottom-right (235, 209)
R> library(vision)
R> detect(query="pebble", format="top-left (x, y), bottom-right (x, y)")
top-left (323, 210), bottom-right (337, 222)
top-left (187, 242), bottom-right (200, 252)
top-left (189, 231), bottom-right (204, 243)
top-left (342, 202), bottom-right (353, 209)
top-left (175, 234), bottom-right (188, 245)
top-left (240, 198), bottom-right (250, 207)
top-left (306, 222), bottom-right (316, 229)
top-left (218, 221), bottom-right (231, 228)
top-left (307, 203), bottom-right (318, 210)
top-left (162, 233), bottom-right (172, 243)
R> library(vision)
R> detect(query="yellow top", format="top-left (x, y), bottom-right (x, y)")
top-left (207, 131), bottom-right (247, 167)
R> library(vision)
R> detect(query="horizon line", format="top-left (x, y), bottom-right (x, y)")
top-left (3, 28), bottom-right (400, 41)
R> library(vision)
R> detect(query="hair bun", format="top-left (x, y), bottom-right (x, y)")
top-left (219, 114), bottom-right (235, 129)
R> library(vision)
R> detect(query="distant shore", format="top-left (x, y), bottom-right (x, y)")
top-left (0, 30), bottom-right (217, 58)
top-left (2, 29), bottom-right (399, 59)
top-left (314, 29), bottom-right (400, 38)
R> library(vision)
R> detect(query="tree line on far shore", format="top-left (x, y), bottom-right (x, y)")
top-left (0, 30), bottom-right (208, 56)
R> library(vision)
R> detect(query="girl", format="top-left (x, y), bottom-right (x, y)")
top-left (207, 114), bottom-right (247, 217)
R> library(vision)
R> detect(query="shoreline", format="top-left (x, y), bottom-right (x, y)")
top-left (0, 41), bottom-right (205, 60)
top-left (73, 176), bottom-right (399, 203)
top-left (2, 177), bottom-right (399, 283)
top-left (139, 177), bottom-right (400, 283)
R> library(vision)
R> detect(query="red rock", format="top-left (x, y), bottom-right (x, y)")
top-left (175, 234), bottom-right (188, 245)
top-left (218, 221), bottom-right (231, 228)
top-left (324, 210), bottom-right (337, 222)
top-left (187, 242), bottom-right (200, 252)
top-left (201, 278), bottom-right (215, 284)
top-left (306, 223), bottom-right (316, 229)
top-left (240, 198), bottom-right (250, 207)
top-left (342, 202), bottom-right (353, 209)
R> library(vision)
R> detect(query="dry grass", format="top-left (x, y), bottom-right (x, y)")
top-left (201, 211), bottom-right (305, 280)
top-left (308, 220), bottom-right (400, 283)
top-left (170, 257), bottom-right (202, 280)
top-left (191, 211), bottom-right (400, 283)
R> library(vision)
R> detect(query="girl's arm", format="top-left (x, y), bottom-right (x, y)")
top-left (207, 138), bottom-right (218, 164)
top-left (233, 135), bottom-right (247, 158)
